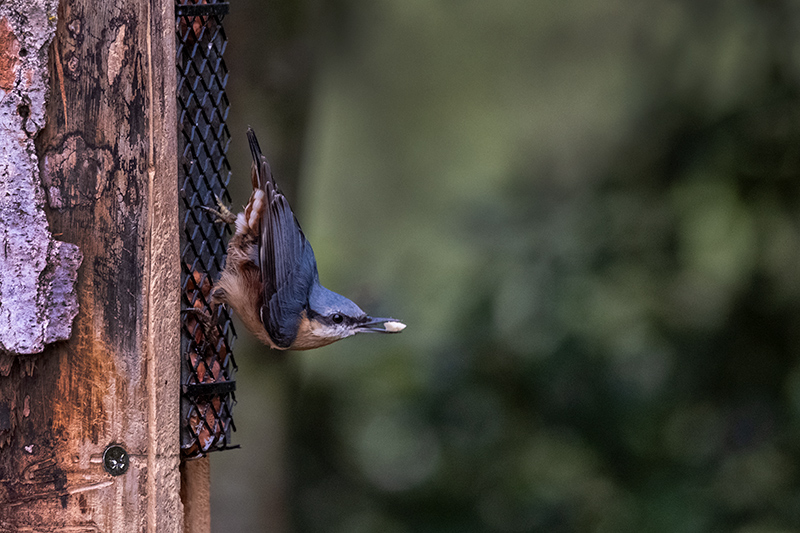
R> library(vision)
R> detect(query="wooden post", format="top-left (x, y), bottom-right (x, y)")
top-left (0, 0), bottom-right (182, 530)
top-left (181, 457), bottom-right (211, 533)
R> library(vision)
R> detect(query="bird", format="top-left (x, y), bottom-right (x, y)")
top-left (209, 128), bottom-right (405, 350)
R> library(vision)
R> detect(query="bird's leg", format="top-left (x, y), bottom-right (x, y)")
top-left (182, 267), bottom-right (226, 382)
top-left (200, 194), bottom-right (238, 225)
top-left (182, 267), bottom-right (217, 340)
top-left (183, 306), bottom-right (214, 343)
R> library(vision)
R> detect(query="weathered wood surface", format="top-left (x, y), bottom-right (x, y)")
top-left (0, 0), bottom-right (181, 530)
top-left (180, 457), bottom-right (211, 533)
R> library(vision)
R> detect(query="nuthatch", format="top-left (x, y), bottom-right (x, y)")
top-left (210, 128), bottom-right (405, 350)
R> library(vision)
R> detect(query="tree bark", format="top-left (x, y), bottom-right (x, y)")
top-left (0, 0), bottom-right (181, 530)
top-left (0, 0), bottom-right (81, 367)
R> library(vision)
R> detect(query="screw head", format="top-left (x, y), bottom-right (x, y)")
top-left (103, 444), bottom-right (129, 476)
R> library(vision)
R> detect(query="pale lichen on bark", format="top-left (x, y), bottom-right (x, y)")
top-left (0, 0), bottom-right (82, 364)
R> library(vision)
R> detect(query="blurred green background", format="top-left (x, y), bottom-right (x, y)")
top-left (210, 1), bottom-right (800, 531)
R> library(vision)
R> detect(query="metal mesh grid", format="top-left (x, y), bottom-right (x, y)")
top-left (176, 0), bottom-right (237, 458)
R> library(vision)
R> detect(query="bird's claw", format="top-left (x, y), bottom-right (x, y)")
top-left (200, 195), bottom-right (237, 225)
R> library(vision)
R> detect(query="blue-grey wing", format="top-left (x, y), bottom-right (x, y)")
top-left (248, 129), bottom-right (316, 348)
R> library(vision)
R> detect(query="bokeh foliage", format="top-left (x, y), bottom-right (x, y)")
top-left (213, 1), bottom-right (800, 532)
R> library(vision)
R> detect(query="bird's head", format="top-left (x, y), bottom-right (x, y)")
top-left (291, 282), bottom-right (405, 349)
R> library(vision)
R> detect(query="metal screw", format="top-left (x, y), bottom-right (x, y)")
top-left (103, 444), bottom-right (129, 476)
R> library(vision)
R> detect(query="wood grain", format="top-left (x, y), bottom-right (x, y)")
top-left (0, 0), bottom-right (181, 530)
top-left (181, 457), bottom-right (211, 533)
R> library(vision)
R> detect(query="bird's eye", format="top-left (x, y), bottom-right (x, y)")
top-left (332, 313), bottom-right (344, 324)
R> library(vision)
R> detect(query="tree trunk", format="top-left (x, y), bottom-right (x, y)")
top-left (0, 0), bottom-right (181, 530)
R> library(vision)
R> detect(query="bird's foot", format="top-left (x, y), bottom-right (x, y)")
top-left (200, 195), bottom-right (238, 225)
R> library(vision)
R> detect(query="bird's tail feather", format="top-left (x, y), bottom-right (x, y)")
top-left (247, 127), bottom-right (273, 191)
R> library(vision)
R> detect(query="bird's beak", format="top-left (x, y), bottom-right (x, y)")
top-left (356, 317), bottom-right (407, 333)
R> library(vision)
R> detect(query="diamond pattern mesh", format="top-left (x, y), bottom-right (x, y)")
top-left (176, 0), bottom-right (237, 458)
